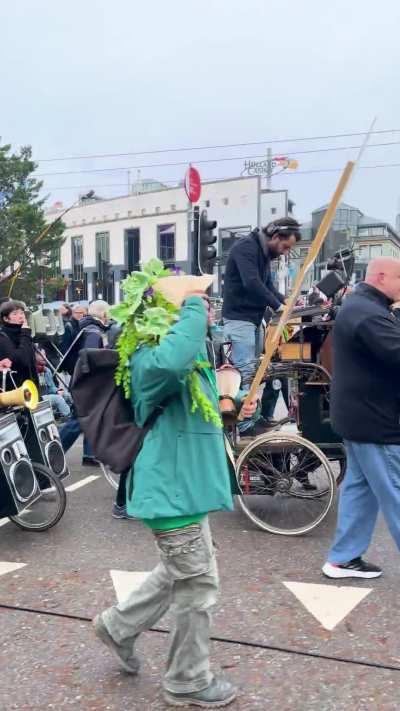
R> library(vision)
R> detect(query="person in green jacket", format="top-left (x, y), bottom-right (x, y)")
top-left (93, 261), bottom-right (257, 708)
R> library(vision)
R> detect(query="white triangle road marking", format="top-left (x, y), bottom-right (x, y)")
top-left (65, 475), bottom-right (100, 492)
top-left (283, 581), bottom-right (372, 631)
top-left (110, 569), bottom-right (151, 604)
top-left (0, 561), bottom-right (26, 577)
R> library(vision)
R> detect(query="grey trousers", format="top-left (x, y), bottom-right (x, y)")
top-left (102, 517), bottom-right (219, 693)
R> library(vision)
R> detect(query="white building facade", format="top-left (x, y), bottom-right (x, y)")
top-left (49, 176), bottom-right (294, 303)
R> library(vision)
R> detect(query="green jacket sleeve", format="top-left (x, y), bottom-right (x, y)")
top-left (131, 296), bottom-right (207, 410)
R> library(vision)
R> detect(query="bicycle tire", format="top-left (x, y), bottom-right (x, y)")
top-left (10, 463), bottom-right (67, 532)
top-left (236, 432), bottom-right (336, 536)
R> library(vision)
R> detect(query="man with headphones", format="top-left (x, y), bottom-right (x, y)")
top-left (222, 217), bottom-right (301, 435)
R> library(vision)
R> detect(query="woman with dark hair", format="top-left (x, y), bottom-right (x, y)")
top-left (0, 300), bottom-right (39, 390)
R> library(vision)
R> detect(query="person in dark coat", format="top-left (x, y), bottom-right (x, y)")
top-left (0, 300), bottom-right (39, 391)
top-left (323, 257), bottom-right (400, 580)
top-left (60, 305), bottom-right (87, 353)
top-left (59, 300), bottom-right (110, 466)
top-left (60, 303), bottom-right (72, 326)
top-left (222, 217), bottom-right (301, 435)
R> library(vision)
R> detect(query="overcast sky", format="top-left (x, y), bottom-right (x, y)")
top-left (2, 0), bottom-right (400, 224)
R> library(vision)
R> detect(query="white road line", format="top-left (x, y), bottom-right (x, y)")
top-left (65, 475), bottom-right (100, 492)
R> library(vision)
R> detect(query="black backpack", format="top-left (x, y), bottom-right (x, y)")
top-left (71, 348), bottom-right (161, 473)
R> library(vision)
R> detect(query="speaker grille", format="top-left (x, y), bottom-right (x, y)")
top-left (46, 440), bottom-right (66, 476)
top-left (10, 460), bottom-right (37, 502)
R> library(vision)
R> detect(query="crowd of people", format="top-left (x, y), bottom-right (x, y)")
top-left (1, 217), bottom-right (400, 706)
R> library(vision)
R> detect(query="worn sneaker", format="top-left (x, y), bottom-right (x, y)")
top-left (82, 456), bottom-right (101, 467)
top-left (322, 557), bottom-right (382, 579)
top-left (164, 677), bottom-right (237, 707)
top-left (112, 503), bottom-right (136, 520)
top-left (93, 614), bottom-right (140, 674)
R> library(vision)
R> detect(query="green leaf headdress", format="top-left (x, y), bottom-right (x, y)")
top-left (109, 259), bottom-right (222, 428)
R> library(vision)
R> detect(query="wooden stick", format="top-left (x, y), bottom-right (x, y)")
top-left (239, 160), bottom-right (355, 418)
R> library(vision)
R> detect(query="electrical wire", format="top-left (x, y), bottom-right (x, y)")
top-left (41, 161), bottom-right (400, 193)
top-left (35, 140), bottom-right (400, 179)
top-left (35, 128), bottom-right (400, 163)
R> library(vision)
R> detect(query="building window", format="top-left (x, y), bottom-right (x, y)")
top-left (356, 245), bottom-right (369, 261)
top-left (71, 236), bottom-right (84, 282)
top-left (50, 247), bottom-right (61, 276)
top-left (95, 231), bottom-right (110, 268)
top-left (369, 244), bottom-right (382, 258)
top-left (157, 224), bottom-right (175, 263)
top-left (271, 207), bottom-right (277, 215)
top-left (170, 204), bottom-right (176, 211)
top-left (222, 197), bottom-right (229, 205)
top-left (205, 200), bottom-right (210, 208)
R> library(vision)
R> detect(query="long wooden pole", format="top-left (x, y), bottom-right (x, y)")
top-left (239, 160), bottom-right (355, 417)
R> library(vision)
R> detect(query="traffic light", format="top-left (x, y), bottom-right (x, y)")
top-left (199, 210), bottom-right (217, 274)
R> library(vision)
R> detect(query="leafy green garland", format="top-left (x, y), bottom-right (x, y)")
top-left (109, 258), bottom-right (222, 429)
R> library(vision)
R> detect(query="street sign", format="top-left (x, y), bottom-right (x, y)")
top-left (185, 165), bottom-right (201, 203)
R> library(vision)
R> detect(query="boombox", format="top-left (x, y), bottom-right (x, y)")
top-left (24, 401), bottom-right (69, 481)
top-left (0, 413), bottom-right (40, 518)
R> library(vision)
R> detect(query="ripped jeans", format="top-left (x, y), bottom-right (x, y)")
top-left (102, 517), bottom-right (219, 693)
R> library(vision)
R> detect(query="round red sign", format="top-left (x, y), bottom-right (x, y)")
top-left (185, 165), bottom-right (201, 203)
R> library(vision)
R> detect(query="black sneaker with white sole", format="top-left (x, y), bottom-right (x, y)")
top-left (322, 557), bottom-right (382, 579)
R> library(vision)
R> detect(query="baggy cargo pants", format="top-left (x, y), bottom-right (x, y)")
top-left (102, 517), bottom-right (219, 693)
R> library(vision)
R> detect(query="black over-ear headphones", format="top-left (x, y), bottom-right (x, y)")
top-left (265, 221), bottom-right (301, 238)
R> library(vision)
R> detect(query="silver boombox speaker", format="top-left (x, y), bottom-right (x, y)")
top-left (0, 413), bottom-right (40, 517)
top-left (25, 401), bottom-right (69, 480)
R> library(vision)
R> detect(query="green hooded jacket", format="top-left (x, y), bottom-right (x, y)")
top-left (126, 296), bottom-right (235, 520)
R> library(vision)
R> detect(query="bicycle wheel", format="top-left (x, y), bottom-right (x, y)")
top-left (100, 462), bottom-right (119, 490)
top-left (10, 463), bottom-right (66, 532)
top-left (236, 432), bottom-right (335, 536)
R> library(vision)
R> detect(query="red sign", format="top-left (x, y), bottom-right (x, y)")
top-left (185, 165), bottom-right (201, 203)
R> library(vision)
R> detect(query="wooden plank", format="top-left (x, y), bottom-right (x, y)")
top-left (239, 160), bottom-right (355, 417)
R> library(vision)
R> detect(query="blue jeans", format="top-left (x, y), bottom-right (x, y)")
top-left (328, 440), bottom-right (400, 564)
top-left (43, 394), bottom-right (71, 417)
top-left (223, 319), bottom-right (263, 432)
top-left (59, 417), bottom-right (94, 458)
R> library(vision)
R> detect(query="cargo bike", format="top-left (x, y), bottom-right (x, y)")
top-left (223, 303), bottom-right (346, 536)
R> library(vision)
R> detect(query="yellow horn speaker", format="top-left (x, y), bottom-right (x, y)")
top-left (0, 380), bottom-right (39, 410)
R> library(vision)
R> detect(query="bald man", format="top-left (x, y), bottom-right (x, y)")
top-left (323, 258), bottom-right (400, 579)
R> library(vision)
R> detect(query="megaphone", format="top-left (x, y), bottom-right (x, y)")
top-left (0, 380), bottom-right (39, 411)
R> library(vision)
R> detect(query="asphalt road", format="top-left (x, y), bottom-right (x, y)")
top-left (0, 437), bottom-right (399, 711)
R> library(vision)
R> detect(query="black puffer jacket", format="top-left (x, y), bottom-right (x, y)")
top-left (0, 323), bottom-right (39, 390)
top-left (330, 282), bottom-right (400, 444)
